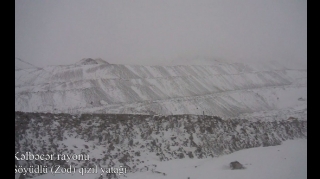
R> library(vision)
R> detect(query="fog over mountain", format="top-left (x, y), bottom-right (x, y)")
top-left (15, 0), bottom-right (307, 69)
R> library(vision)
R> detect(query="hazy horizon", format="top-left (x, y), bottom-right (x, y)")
top-left (15, 0), bottom-right (307, 69)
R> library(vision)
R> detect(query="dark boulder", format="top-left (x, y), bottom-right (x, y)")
top-left (230, 161), bottom-right (244, 170)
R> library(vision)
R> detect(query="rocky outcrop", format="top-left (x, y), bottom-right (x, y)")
top-left (230, 161), bottom-right (244, 170)
top-left (75, 58), bottom-right (110, 65)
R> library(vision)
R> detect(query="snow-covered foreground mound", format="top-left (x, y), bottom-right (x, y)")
top-left (15, 112), bottom-right (306, 179)
top-left (30, 139), bottom-right (307, 179)
top-left (127, 139), bottom-right (307, 179)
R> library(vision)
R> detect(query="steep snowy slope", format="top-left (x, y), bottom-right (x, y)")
top-left (15, 60), bottom-right (307, 120)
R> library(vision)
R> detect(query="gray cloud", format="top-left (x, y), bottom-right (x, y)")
top-left (15, 0), bottom-right (307, 69)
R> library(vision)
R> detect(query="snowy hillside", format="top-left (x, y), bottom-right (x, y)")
top-left (15, 112), bottom-right (307, 179)
top-left (15, 60), bottom-right (307, 120)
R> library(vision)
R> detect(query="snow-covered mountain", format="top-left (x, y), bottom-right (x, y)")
top-left (15, 59), bottom-right (307, 178)
top-left (15, 59), bottom-right (307, 120)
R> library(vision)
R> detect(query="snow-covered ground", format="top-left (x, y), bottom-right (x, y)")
top-left (131, 139), bottom-right (307, 179)
top-left (15, 112), bottom-right (307, 179)
top-left (30, 139), bottom-right (307, 179)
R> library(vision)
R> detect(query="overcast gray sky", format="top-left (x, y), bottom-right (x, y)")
top-left (15, 0), bottom-right (307, 68)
